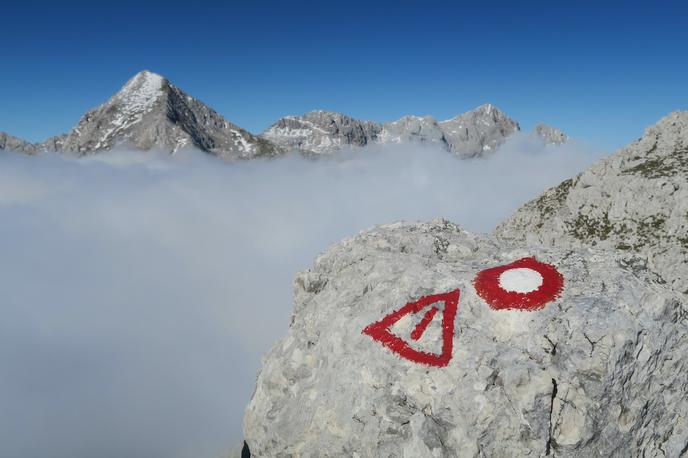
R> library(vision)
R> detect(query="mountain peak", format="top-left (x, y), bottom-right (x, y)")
top-left (533, 123), bottom-right (569, 145)
top-left (438, 104), bottom-right (520, 157)
top-left (125, 69), bottom-right (166, 85)
top-left (467, 103), bottom-right (506, 118)
top-left (116, 70), bottom-right (167, 111)
top-left (42, 71), bottom-right (280, 159)
top-left (475, 102), bottom-right (495, 113)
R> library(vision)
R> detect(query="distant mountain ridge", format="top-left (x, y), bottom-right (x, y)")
top-left (1, 71), bottom-right (569, 159)
top-left (0, 132), bottom-right (38, 155)
top-left (263, 103), bottom-right (527, 158)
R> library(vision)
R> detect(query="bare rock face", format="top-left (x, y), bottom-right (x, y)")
top-left (532, 124), bottom-right (570, 145)
top-left (261, 110), bottom-right (381, 155)
top-left (244, 219), bottom-right (687, 457)
top-left (378, 115), bottom-right (448, 150)
top-left (44, 70), bottom-right (281, 160)
top-left (496, 111), bottom-right (688, 296)
top-left (0, 132), bottom-right (38, 155)
top-left (263, 104), bottom-right (520, 158)
top-left (439, 104), bottom-right (520, 158)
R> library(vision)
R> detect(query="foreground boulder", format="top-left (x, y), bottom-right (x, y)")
top-left (244, 219), bottom-right (687, 456)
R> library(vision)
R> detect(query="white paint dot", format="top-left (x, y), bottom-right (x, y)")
top-left (498, 268), bottom-right (543, 293)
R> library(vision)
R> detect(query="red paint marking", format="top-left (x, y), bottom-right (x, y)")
top-left (473, 257), bottom-right (564, 311)
top-left (362, 289), bottom-right (459, 367)
top-left (410, 306), bottom-right (438, 341)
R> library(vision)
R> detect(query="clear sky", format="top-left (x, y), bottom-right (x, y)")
top-left (2, 0), bottom-right (687, 150)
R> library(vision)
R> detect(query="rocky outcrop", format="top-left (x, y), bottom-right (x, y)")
top-left (243, 219), bottom-right (688, 456)
top-left (0, 132), bottom-right (38, 154)
top-left (264, 104), bottom-right (521, 158)
top-left (261, 110), bottom-right (381, 155)
top-left (532, 124), bottom-right (570, 145)
top-left (496, 111), bottom-right (688, 296)
top-left (44, 70), bottom-right (282, 160)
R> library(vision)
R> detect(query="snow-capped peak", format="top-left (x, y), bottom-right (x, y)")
top-left (116, 70), bottom-right (166, 112)
top-left (41, 70), bottom-right (280, 159)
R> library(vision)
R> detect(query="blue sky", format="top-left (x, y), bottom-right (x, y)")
top-left (1, 0), bottom-right (687, 150)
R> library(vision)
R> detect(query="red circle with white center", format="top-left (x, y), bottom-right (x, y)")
top-left (473, 257), bottom-right (564, 311)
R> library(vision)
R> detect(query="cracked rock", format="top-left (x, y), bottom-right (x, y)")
top-left (244, 219), bottom-right (688, 456)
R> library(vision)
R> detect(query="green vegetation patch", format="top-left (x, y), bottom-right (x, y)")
top-left (621, 149), bottom-right (688, 178)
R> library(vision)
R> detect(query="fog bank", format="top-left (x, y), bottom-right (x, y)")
top-left (0, 137), bottom-right (605, 457)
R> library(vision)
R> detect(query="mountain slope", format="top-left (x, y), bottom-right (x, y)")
top-left (43, 71), bottom-right (281, 160)
top-left (0, 132), bottom-right (38, 154)
top-left (496, 111), bottom-right (688, 295)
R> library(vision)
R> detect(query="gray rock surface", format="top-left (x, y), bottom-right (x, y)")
top-left (532, 124), bottom-right (570, 145)
top-left (438, 104), bottom-right (520, 158)
top-left (244, 219), bottom-right (688, 457)
top-left (0, 132), bottom-right (38, 154)
top-left (261, 110), bottom-right (381, 155)
top-left (43, 70), bottom-right (281, 160)
top-left (263, 104), bottom-right (521, 158)
top-left (378, 115), bottom-right (448, 150)
top-left (496, 111), bottom-right (688, 296)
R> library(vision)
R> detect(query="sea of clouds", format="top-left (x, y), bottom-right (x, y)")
top-left (0, 136), bottom-right (606, 457)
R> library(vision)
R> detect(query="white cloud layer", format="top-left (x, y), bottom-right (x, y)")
top-left (0, 136), bottom-right (606, 457)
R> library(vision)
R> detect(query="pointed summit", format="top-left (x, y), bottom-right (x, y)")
top-left (438, 103), bottom-right (520, 158)
top-left (115, 70), bottom-right (167, 110)
top-left (43, 70), bottom-right (281, 159)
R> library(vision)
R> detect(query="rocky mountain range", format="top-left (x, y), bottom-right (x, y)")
top-left (241, 111), bottom-right (688, 456)
top-left (1, 71), bottom-right (568, 160)
top-left (263, 104), bottom-right (530, 158)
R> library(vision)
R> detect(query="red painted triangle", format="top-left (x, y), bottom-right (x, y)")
top-left (362, 289), bottom-right (459, 367)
